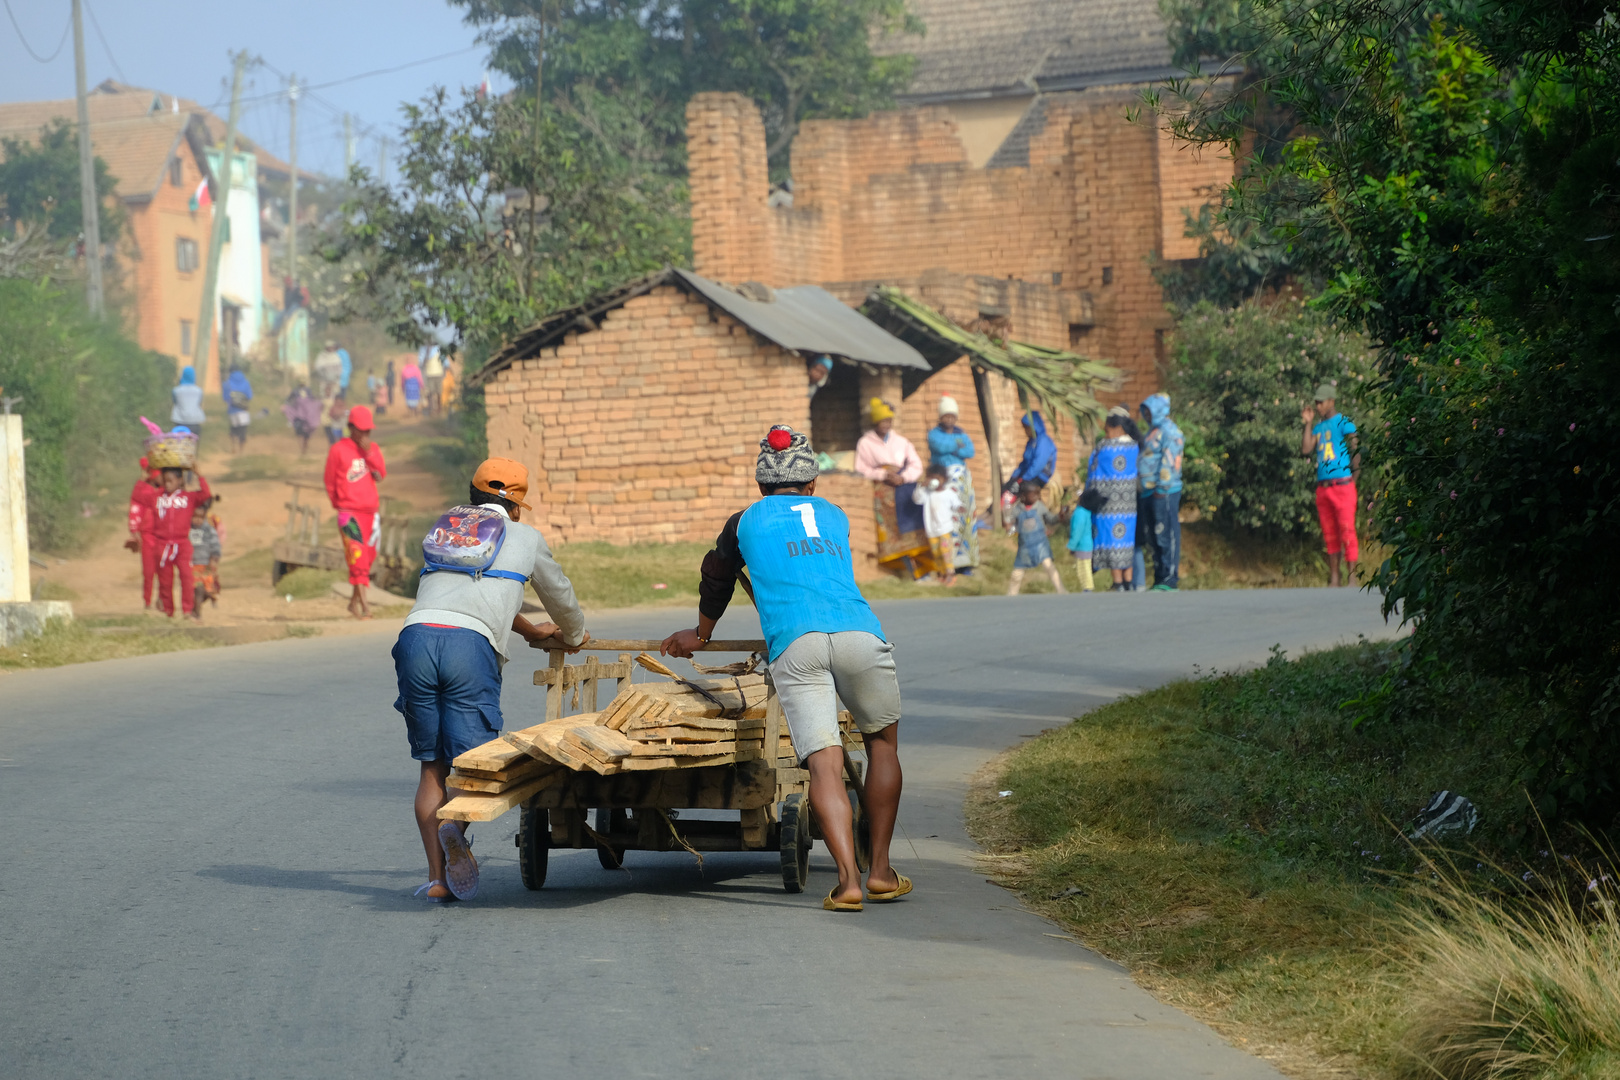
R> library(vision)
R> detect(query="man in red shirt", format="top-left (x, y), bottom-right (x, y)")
top-left (324, 405), bottom-right (387, 619)
top-left (124, 456), bottom-right (162, 608)
top-left (151, 467), bottom-right (213, 618)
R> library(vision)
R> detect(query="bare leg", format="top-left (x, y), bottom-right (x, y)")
top-left (1042, 558), bottom-right (1066, 594)
top-left (1111, 568), bottom-right (1125, 587)
top-left (861, 723), bottom-right (902, 894)
top-left (1328, 554), bottom-right (1342, 588)
top-left (1343, 560), bottom-right (1357, 586)
top-left (415, 760), bottom-right (458, 899)
top-left (348, 583), bottom-right (371, 619)
top-left (1006, 568), bottom-right (1026, 596)
top-left (807, 746), bottom-right (861, 905)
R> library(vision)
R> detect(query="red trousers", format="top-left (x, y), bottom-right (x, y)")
top-left (337, 510), bottom-right (379, 586)
top-left (155, 538), bottom-right (194, 616)
top-left (139, 533), bottom-right (158, 606)
top-left (1315, 481), bottom-right (1359, 562)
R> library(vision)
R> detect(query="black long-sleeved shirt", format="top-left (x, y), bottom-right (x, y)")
top-left (697, 511), bottom-right (747, 623)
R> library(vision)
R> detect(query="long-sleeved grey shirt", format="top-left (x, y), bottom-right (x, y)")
top-left (404, 504), bottom-right (584, 660)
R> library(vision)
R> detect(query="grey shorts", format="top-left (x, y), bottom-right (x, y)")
top-left (770, 631), bottom-right (900, 762)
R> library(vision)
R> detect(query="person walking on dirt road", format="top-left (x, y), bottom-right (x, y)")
top-left (662, 424), bottom-right (910, 913)
top-left (323, 405), bottom-right (387, 619)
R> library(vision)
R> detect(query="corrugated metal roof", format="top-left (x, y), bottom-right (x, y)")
top-left (472, 267), bottom-right (928, 386)
top-left (673, 269), bottom-right (929, 371)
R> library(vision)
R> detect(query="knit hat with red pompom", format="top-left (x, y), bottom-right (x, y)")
top-left (755, 425), bottom-right (818, 486)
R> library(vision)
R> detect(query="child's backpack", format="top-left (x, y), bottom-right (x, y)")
top-left (420, 505), bottom-right (528, 582)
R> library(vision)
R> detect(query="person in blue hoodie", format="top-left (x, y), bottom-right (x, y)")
top-left (1008, 411), bottom-right (1056, 489)
top-left (222, 364), bottom-right (253, 453)
top-left (1137, 393), bottom-right (1185, 591)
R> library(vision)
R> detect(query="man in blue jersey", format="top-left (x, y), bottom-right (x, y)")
top-left (662, 425), bottom-right (908, 913)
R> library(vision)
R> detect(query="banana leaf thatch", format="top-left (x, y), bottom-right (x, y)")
top-left (861, 287), bottom-right (1121, 437)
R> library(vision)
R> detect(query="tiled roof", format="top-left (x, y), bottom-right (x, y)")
top-left (876, 0), bottom-right (1178, 102)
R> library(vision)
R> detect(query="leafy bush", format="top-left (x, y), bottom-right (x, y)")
top-left (0, 279), bottom-right (173, 551)
top-left (1170, 299), bottom-right (1376, 533)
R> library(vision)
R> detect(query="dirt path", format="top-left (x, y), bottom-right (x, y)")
top-left (37, 404), bottom-right (460, 630)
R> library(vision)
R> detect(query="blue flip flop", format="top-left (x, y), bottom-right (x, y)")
top-left (438, 823), bottom-right (479, 901)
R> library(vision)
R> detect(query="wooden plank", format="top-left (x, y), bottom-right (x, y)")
top-left (626, 715), bottom-right (765, 735)
top-left (531, 638), bottom-right (766, 652)
top-left (634, 652), bottom-right (679, 678)
top-left (446, 763), bottom-right (561, 793)
top-left (503, 716), bottom-right (603, 772)
top-left (629, 740), bottom-right (741, 757)
top-left (567, 724), bottom-right (634, 761)
top-left (764, 685), bottom-right (784, 769)
top-left (452, 737), bottom-right (534, 774)
top-left (436, 770), bottom-right (566, 822)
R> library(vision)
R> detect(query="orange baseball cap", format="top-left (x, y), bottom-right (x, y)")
top-left (472, 457), bottom-right (532, 510)
top-left (347, 405), bottom-right (375, 431)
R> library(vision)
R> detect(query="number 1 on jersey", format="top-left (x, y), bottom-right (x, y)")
top-left (789, 502), bottom-right (821, 539)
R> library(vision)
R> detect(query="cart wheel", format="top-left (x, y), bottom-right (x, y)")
top-left (594, 807), bottom-right (625, 870)
top-left (518, 803), bottom-right (549, 890)
top-left (779, 794), bottom-right (812, 893)
top-left (852, 790), bottom-right (872, 874)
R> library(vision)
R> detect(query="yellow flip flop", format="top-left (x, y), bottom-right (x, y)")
top-left (823, 888), bottom-right (863, 912)
top-left (865, 872), bottom-right (912, 903)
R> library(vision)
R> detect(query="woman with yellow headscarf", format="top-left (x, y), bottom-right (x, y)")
top-left (855, 398), bottom-right (930, 574)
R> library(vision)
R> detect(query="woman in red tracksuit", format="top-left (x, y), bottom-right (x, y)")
top-left (151, 467), bottom-right (213, 617)
top-left (125, 457), bottom-right (161, 608)
top-left (324, 405), bottom-right (386, 619)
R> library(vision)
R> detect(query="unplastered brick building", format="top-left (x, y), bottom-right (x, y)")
top-left (688, 0), bottom-right (1231, 476)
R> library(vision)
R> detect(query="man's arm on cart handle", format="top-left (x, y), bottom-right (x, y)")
top-left (518, 614), bottom-right (590, 654)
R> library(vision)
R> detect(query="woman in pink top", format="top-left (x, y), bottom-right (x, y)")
top-left (400, 357), bottom-right (424, 416)
top-left (855, 398), bottom-right (922, 486)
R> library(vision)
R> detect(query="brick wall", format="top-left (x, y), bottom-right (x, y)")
top-left (685, 91), bottom-right (1233, 422)
top-left (484, 285), bottom-right (808, 545)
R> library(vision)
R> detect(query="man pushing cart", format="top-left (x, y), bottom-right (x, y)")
top-left (661, 424), bottom-right (910, 912)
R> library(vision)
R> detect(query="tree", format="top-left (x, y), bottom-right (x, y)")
top-left (450, 0), bottom-right (920, 176)
top-left (0, 118), bottom-right (123, 244)
top-left (333, 88), bottom-right (688, 352)
top-left (1156, 1), bottom-right (1620, 821)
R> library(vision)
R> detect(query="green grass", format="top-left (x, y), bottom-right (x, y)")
top-left (552, 540), bottom-right (716, 610)
top-left (0, 616), bottom-right (222, 669)
top-left (31, 578), bottom-right (79, 601)
top-left (274, 566), bottom-right (344, 600)
top-left (969, 642), bottom-right (1551, 1079)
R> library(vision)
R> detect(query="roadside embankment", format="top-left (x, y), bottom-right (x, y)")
top-left (968, 642), bottom-right (1620, 1080)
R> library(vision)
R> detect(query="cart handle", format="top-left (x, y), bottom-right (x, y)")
top-left (528, 637), bottom-right (766, 653)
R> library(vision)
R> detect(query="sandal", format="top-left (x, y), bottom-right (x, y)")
top-left (413, 880), bottom-right (453, 903)
top-left (823, 888), bottom-right (863, 913)
top-left (439, 822), bottom-right (480, 901)
top-left (865, 872), bottom-right (912, 903)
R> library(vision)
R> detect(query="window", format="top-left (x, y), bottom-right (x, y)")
top-left (179, 319), bottom-right (193, 356)
top-left (169, 157), bottom-right (183, 186)
top-left (176, 237), bottom-right (199, 273)
top-left (1068, 324), bottom-right (1092, 349)
top-left (1101, 266), bottom-right (1114, 286)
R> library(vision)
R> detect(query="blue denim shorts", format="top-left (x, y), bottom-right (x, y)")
top-left (391, 623), bottom-right (504, 762)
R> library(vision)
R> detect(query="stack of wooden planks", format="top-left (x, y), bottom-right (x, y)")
top-left (437, 668), bottom-right (858, 821)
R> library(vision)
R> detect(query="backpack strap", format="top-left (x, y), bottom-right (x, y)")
top-left (420, 566), bottom-right (529, 583)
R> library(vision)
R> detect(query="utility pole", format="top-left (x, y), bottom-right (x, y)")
top-left (192, 52), bottom-right (248, 381)
top-left (70, 0), bottom-right (103, 317)
top-left (286, 75), bottom-right (299, 291)
top-left (343, 112), bottom-right (353, 178)
top-left (533, 0), bottom-right (545, 156)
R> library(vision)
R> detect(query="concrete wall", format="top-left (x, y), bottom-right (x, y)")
top-left (0, 414), bottom-right (27, 603)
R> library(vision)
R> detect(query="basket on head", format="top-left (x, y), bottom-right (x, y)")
top-left (145, 431), bottom-right (198, 469)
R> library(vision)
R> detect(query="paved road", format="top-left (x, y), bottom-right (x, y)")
top-left (3, 589), bottom-right (1396, 1079)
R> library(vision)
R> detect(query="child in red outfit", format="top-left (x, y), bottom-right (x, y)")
top-left (125, 457), bottom-right (162, 607)
top-left (323, 405), bottom-right (386, 619)
top-left (151, 467), bottom-right (213, 617)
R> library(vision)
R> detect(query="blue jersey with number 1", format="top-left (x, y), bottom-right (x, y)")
top-left (735, 495), bottom-right (886, 661)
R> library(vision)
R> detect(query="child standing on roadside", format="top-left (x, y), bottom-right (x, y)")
top-left (1007, 480), bottom-right (1066, 595)
top-left (1066, 496), bottom-right (1096, 593)
top-left (189, 502), bottom-right (222, 617)
top-left (152, 467), bottom-right (213, 618)
top-left (911, 463), bottom-right (963, 586)
top-left (125, 456), bottom-right (161, 608)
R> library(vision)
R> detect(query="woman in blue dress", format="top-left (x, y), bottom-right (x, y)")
top-left (1087, 412), bottom-right (1139, 590)
top-left (925, 396), bottom-right (979, 574)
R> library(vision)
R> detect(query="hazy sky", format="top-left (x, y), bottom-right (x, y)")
top-left (0, 0), bottom-right (518, 178)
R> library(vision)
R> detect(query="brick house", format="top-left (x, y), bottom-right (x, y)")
top-left (472, 268), bottom-right (953, 579)
top-left (687, 0), bottom-right (1233, 480)
top-left (0, 81), bottom-right (291, 391)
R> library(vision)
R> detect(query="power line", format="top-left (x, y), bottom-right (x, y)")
top-left (248, 45), bottom-right (481, 109)
top-left (2, 0), bottom-right (70, 63)
top-left (82, 0), bottom-right (124, 83)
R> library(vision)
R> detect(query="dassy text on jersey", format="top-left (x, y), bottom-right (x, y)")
top-left (784, 536), bottom-right (844, 560)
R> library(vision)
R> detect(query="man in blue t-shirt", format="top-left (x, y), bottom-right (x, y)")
top-left (662, 425), bottom-right (909, 912)
top-left (1300, 383), bottom-right (1361, 587)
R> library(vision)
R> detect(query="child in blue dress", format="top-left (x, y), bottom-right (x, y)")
top-left (1006, 481), bottom-right (1066, 595)
top-left (1066, 498), bottom-right (1095, 593)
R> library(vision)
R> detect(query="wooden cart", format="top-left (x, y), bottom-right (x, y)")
top-left (446, 639), bottom-right (870, 893)
top-left (270, 480), bottom-right (413, 591)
